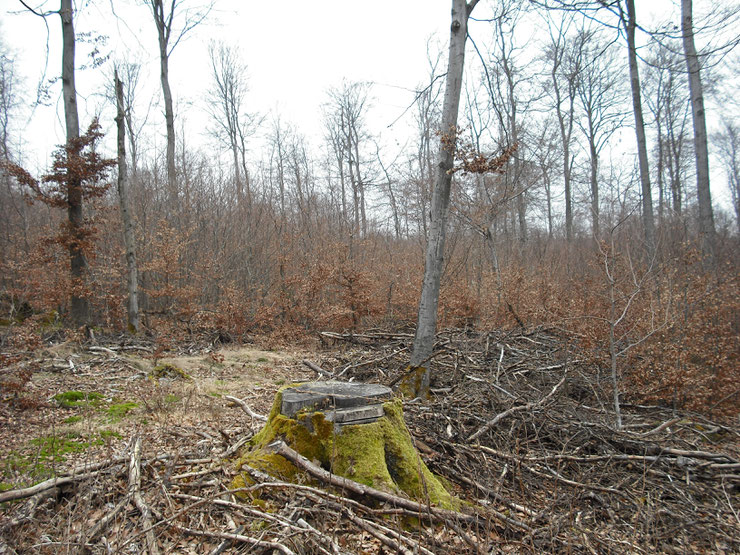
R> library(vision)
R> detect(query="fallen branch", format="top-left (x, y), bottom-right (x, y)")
top-left (170, 523), bottom-right (297, 555)
top-left (129, 435), bottom-right (160, 555)
top-left (224, 395), bottom-right (267, 422)
top-left (0, 457), bottom-right (128, 504)
top-left (267, 440), bottom-right (531, 533)
top-left (302, 359), bottom-right (333, 377)
top-left (467, 373), bottom-right (567, 442)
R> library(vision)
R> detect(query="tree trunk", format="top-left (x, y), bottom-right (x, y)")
top-left (552, 57), bottom-right (574, 242)
top-left (589, 140), bottom-right (600, 240)
top-left (624, 0), bottom-right (656, 258)
top-left (115, 69), bottom-right (140, 334)
top-left (407, 0), bottom-right (478, 397)
top-left (151, 0), bottom-right (178, 210)
top-left (60, 0), bottom-right (89, 325)
top-left (681, 0), bottom-right (717, 271)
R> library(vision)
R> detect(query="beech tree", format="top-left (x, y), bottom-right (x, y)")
top-left (14, 0), bottom-right (93, 324)
top-left (546, 15), bottom-right (584, 242)
top-left (643, 45), bottom-right (691, 222)
top-left (575, 31), bottom-right (626, 240)
top-left (533, 0), bottom-right (657, 256)
top-left (115, 69), bottom-right (140, 333)
top-left (147, 0), bottom-right (212, 210)
top-left (0, 35), bottom-right (25, 255)
top-left (483, 0), bottom-right (531, 243)
top-left (681, 0), bottom-right (717, 270)
top-left (324, 82), bottom-right (372, 238)
top-left (715, 121), bottom-right (740, 233)
top-left (206, 41), bottom-right (256, 204)
top-left (406, 0), bottom-right (480, 397)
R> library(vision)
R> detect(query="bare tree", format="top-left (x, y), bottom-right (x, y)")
top-left (0, 35), bottom-right (28, 259)
top-left (546, 14), bottom-right (584, 242)
top-left (117, 62), bottom-right (150, 179)
top-left (147, 0), bottom-right (212, 210)
top-left (681, 0), bottom-right (717, 271)
top-left (622, 0), bottom-right (657, 257)
top-left (533, 0), bottom-right (657, 255)
top-left (481, 0), bottom-right (532, 243)
top-left (115, 69), bottom-right (140, 333)
top-left (576, 30), bottom-right (627, 240)
top-left (324, 81), bottom-right (372, 238)
top-left (643, 45), bottom-right (692, 223)
top-left (0, 39), bottom-right (17, 160)
top-left (206, 41), bottom-right (256, 204)
top-left (406, 0), bottom-right (480, 397)
top-left (410, 49), bottom-right (444, 238)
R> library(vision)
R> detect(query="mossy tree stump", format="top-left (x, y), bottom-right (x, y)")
top-left (233, 381), bottom-right (454, 508)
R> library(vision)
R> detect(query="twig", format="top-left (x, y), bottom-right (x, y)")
top-left (467, 373), bottom-right (567, 442)
top-left (88, 345), bottom-right (118, 356)
top-left (639, 417), bottom-right (682, 436)
top-left (0, 458), bottom-right (128, 503)
top-left (343, 508), bottom-right (414, 555)
top-left (472, 444), bottom-right (632, 500)
top-left (224, 395), bottom-right (267, 422)
top-left (439, 464), bottom-right (537, 517)
top-left (495, 344), bottom-right (504, 382)
top-left (170, 523), bottom-right (297, 554)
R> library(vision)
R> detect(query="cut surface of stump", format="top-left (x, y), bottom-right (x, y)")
top-left (281, 381), bottom-right (392, 428)
top-left (233, 381), bottom-right (455, 508)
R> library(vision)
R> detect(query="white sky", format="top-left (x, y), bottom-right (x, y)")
top-left (3, 0), bottom-right (453, 169)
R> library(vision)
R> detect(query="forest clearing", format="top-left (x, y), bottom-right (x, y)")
top-left (2, 0), bottom-right (740, 552)
top-left (0, 328), bottom-right (738, 553)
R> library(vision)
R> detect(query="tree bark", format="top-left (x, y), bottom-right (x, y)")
top-left (681, 0), bottom-right (717, 271)
top-left (408, 0), bottom-right (478, 396)
top-left (623, 0), bottom-right (656, 258)
top-left (589, 137), bottom-right (600, 240)
top-left (151, 0), bottom-right (178, 209)
top-left (60, 0), bottom-right (89, 325)
top-left (115, 69), bottom-right (140, 334)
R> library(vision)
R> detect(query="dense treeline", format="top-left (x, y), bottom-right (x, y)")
top-left (0, 1), bottom-right (738, 417)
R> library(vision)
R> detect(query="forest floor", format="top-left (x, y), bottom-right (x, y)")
top-left (0, 328), bottom-right (738, 554)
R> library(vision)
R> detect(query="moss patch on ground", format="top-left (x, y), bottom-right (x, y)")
top-left (150, 363), bottom-right (191, 381)
top-left (105, 401), bottom-right (139, 422)
top-left (234, 388), bottom-right (454, 509)
top-left (53, 391), bottom-right (104, 409)
top-left (2, 429), bottom-right (122, 486)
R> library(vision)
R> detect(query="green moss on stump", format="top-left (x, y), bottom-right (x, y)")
top-left (233, 386), bottom-right (455, 509)
top-left (396, 366), bottom-right (429, 399)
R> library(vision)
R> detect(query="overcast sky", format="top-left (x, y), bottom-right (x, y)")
top-left (3, 0), bottom-right (455, 169)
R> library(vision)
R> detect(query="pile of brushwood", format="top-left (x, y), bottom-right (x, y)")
top-left (1, 327), bottom-right (738, 554)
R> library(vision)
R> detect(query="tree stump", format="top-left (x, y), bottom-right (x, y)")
top-left (233, 381), bottom-right (454, 508)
